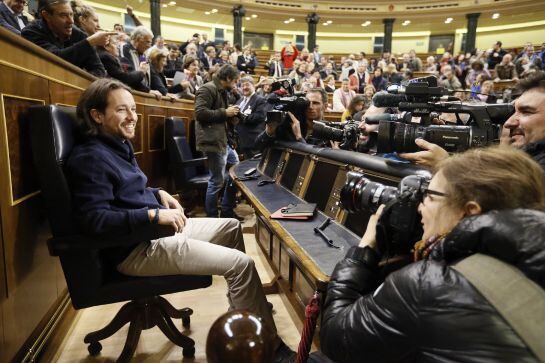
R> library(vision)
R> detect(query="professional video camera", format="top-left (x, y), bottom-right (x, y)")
top-left (312, 119), bottom-right (361, 150)
top-left (340, 171), bottom-right (431, 256)
top-left (370, 76), bottom-right (514, 153)
top-left (265, 78), bottom-right (310, 141)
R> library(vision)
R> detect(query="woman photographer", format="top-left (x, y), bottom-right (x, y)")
top-left (321, 146), bottom-right (545, 363)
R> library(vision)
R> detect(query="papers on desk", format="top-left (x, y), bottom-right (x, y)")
top-left (270, 203), bottom-right (316, 220)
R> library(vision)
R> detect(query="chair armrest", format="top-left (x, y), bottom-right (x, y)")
top-left (169, 157), bottom-right (207, 169)
top-left (47, 224), bottom-right (176, 256)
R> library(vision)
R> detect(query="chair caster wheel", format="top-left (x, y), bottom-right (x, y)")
top-left (183, 346), bottom-right (195, 358)
top-left (88, 341), bottom-right (102, 356)
top-left (182, 316), bottom-right (191, 328)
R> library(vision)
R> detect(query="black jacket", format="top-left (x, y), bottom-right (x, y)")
top-left (97, 47), bottom-right (148, 91)
top-left (22, 19), bottom-right (106, 77)
top-left (164, 57), bottom-right (183, 78)
top-left (120, 42), bottom-right (150, 90)
top-left (524, 140), bottom-right (545, 171)
top-left (237, 54), bottom-right (257, 73)
top-left (149, 65), bottom-right (182, 96)
top-left (321, 209), bottom-right (545, 363)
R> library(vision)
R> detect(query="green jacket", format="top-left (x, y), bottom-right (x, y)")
top-left (194, 78), bottom-right (229, 153)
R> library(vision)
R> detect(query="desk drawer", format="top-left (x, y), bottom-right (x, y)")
top-left (280, 244), bottom-right (291, 283)
top-left (272, 234), bottom-right (281, 274)
top-left (293, 267), bottom-right (315, 310)
top-left (256, 216), bottom-right (272, 258)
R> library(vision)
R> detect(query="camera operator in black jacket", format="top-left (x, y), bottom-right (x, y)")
top-left (401, 71), bottom-right (545, 171)
top-left (321, 146), bottom-right (545, 363)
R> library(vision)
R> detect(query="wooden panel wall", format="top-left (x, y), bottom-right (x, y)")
top-left (0, 27), bottom-right (195, 362)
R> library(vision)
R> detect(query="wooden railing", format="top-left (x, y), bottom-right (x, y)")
top-left (0, 26), bottom-right (195, 362)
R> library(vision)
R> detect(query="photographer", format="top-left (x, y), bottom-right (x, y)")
top-left (321, 146), bottom-right (545, 363)
top-left (400, 71), bottom-right (545, 170)
top-left (255, 88), bottom-right (328, 149)
top-left (195, 64), bottom-right (241, 218)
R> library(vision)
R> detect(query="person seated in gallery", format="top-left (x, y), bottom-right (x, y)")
top-left (237, 47), bottom-right (257, 74)
top-left (0, 0), bottom-right (30, 35)
top-left (174, 56), bottom-right (204, 100)
top-left (22, 0), bottom-right (108, 77)
top-left (97, 35), bottom-right (149, 92)
top-left (120, 25), bottom-right (153, 90)
top-left (149, 48), bottom-right (182, 97)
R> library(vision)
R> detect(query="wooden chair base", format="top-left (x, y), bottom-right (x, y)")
top-left (83, 296), bottom-right (195, 362)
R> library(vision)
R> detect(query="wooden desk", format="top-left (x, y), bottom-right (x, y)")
top-left (232, 142), bottom-right (426, 321)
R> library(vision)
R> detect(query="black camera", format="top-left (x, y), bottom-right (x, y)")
top-left (372, 76), bottom-right (514, 153)
top-left (266, 93), bottom-right (309, 129)
top-left (312, 119), bottom-right (361, 150)
top-left (375, 103), bottom-right (513, 153)
top-left (340, 171), bottom-right (431, 256)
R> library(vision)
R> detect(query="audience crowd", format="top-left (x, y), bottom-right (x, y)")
top-left (3, 0), bottom-right (544, 116)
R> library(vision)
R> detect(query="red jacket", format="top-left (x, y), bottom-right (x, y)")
top-left (281, 46), bottom-right (299, 69)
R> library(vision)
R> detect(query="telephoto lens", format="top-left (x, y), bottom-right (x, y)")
top-left (312, 121), bottom-right (345, 142)
top-left (340, 171), bottom-right (399, 213)
top-left (377, 121), bottom-right (497, 154)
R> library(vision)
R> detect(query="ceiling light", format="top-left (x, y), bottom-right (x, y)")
top-left (245, 17), bottom-right (250, 20)
top-left (251, 14), bottom-right (258, 18)
top-left (211, 9), bottom-right (218, 13)
top-left (445, 17), bottom-right (453, 23)
top-left (168, 1), bottom-right (176, 5)
top-left (289, 18), bottom-right (294, 21)
top-left (284, 20), bottom-right (290, 24)
top-left (205, 11), bottom-right (210, 14)
top-left (326, 20), bottom-right (332, 24)
top-left (322, 22), bottom-right (328, 26)
top-left (492, 13), bottom-right (500, 19)
top-left (162, 4), bottom-right (167, 7)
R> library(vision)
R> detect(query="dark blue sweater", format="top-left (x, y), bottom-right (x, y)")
top-left (66, 134), bottom-right (163, 237)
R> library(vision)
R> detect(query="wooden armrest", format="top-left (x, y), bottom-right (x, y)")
top-left (47, 224), bottom-right (176, 256)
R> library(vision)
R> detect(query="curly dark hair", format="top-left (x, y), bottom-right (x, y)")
top-left (216, 64), bottom-right (240, 82)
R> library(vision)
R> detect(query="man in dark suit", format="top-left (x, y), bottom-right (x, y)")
top-left (200, 45), bottom-right (217, 71)
top-left (0, 0), bottom-right (29, 35)
top-left (21, 0), bottom-right (107, 77)
top-left (267, 52), bottom-right (284, 78)
top-left (236, 48), bottom-right (256, 74)
top-left (234, 77), bottom-right (267, 159)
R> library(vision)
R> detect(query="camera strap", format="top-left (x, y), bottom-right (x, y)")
top-left (452, 253), bottom-right (545, 362)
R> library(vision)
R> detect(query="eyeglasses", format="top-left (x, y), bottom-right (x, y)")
top-left (423, 189), bottom-right (448, 201)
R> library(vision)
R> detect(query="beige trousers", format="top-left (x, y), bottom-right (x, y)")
top-left (117, 217), bottom-right (276, 333)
